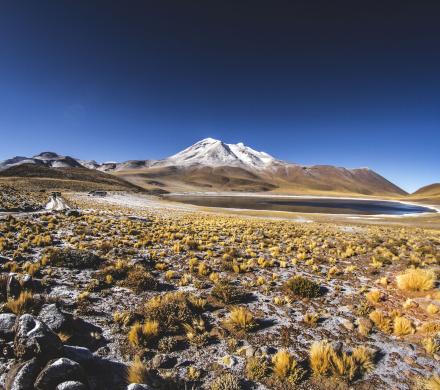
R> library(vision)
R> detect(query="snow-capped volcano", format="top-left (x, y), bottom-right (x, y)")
top-left (163, 138), bottom-right (280, 169)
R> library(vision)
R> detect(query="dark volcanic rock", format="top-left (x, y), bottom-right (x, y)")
top-left (127, 385), bottom-right (154, 390)
top-left (7, 274), bottom-right (21, 299)
top-left (5, 358), bottom-right (41, 390)
top-left (14, 314), bottom-right (63, 360)
top-left (56, 381), bottom-right (87, 390)
top-left (63, 345), bottom-right (94, 366)
top-left (0, 313), bottom-right (17, 340)
top-left (34, 358), bottom-right (86, 390)
top-left (37, 304), bottom-right (68, 333)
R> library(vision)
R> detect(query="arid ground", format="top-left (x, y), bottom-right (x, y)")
top-left (0, 187), bottom-right (439, 390)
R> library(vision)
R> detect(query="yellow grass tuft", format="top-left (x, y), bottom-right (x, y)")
top-left (393, 316), bottom-right (414, 336)
top-left (425, 375), bottom-right (440, 390)
top-left (422, 337), bottom-right (440, 355)
top-left (226, 307), bottom-right (257, 332)
top-left (396, 268), bottom-right (436, 291)
top-left (366, 289), bottom-right (382, 304)
top-left (309, 340), bottom-right (332, 376)
top-left (6, 291), bottom-right (36, 315)
top-left (426, 303), bottom-right (439, 315)
top-left (369, 310), bottom-right (392, 333)
top-left (127, 356), bottom-right (151, 384)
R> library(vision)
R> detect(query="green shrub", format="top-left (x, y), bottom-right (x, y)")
top-left (283, 275), bottom-right (322, 298)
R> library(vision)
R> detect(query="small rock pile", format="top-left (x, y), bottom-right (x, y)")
top-left (0, 307), bottom-right (140, 390)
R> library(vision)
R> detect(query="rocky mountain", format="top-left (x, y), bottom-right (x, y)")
top-left (0, 139), bottom-right (408, 196)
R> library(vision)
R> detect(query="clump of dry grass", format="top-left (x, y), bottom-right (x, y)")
top-left (425, 375), bottom-right (440, 390)
top-left (422, 337), bottom-right (440, 355)
top-left (225, 307), bottom-right (257, 332)
top-left (365, 289), bottom-right (382, 304)
top-left (393, 316), bottom-right (414, 336)
top-left (211, 280), bottom-right (246, 304)
top-left (369, 310), bottom-right (392, 333)
top-left (143, 292), bottom-right (194, 334)
top-left (128, 320), bottom-right (160, 349)
top-left (245, 356), bottom-right (269, 382)
top-left (426, 303), bottom-right (439, 315)
top-left (272, 350), bottom-right (306, 384)
top-left (6, 291), bottom-right (37, 315)
top-left (127, 356), bottom-right (152, 385)
top-left (309, 340), bottom-right (375, 382)
top-left (121, 266), bottom-right (159, 293)
top-left (210, 373), bottom-right (242, 390)
top-left (396, 268), bottom-right (436, 291)
top-left (183, 317), bottom-right (209, 346)
top-left (303, 312), bottom-right (319, 327)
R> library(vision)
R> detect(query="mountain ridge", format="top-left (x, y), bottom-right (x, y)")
top-left (0, 138), bottom-right (407, 196)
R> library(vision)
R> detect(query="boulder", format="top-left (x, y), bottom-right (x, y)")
top-left (5, 358), bottom-right (41, 390)
top-left (34, 358), bottom-right (86, 390)
top-left (63, 345), bottom-right (94, 366)
top-left (38, 304), bottom-right (68, 333)
top-left (7, 274), bottom-right (21, 299)
top-left (14, 314), bottom-right (63, 360)
top-left (0, 313), bottom-right (17, 340)
top-left (56, 382), bottom-right (87, 390)
top-left (127, 385), bottom-right (154, 390)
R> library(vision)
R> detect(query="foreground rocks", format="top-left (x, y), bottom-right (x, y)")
top-left (1, 314), bottom-right (129, 390)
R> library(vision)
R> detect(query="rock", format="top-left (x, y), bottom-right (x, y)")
top-left (14, 314), bottom-right (63, 360)
top-left (35, 358), bottom-right (86, 390)
top-left (259, 346), bottom-right (277, 355)
top-left (38, 304), bottom-right (67, 333)
top-left (65, 210), bottom-right (81, 218)
top-left (0, 313), bottom-right (17, 340)
top-left (341, 318), bottom-right (354, 331)
top-left (151, 354), bottom-right (176, 369)
top-left (21, 275), bottom-right (33, 291)
top-left (56, 382), bottom-right (87, 390)
top-left (331, 341), bottom-right (343, 353)
top-left (5, 358), bottom-right (41, 390)
top-left (127, 384), bottom-right (154, 390)
top-left (7, 274), bottom-right (21, 299)
top-left (219, 354), bottom-right (237, 368)
top-left (63, 345), bottom-right (94, 366)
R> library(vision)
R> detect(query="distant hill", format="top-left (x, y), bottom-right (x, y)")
top-left (0, 139), bottom-right (407, 196)
top-left (409, 183), bottom-right (440, 204)
top-left (0, 164), bottom-right (154, 193)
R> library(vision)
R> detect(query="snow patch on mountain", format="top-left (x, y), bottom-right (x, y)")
top-left (163, 138), bottom-right (280, 170)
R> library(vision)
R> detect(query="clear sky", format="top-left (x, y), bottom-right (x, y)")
top-left (0, 1), bottom-right (439, 192)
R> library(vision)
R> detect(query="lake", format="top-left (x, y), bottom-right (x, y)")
top-left (165, 194), bottom-right (436, 215)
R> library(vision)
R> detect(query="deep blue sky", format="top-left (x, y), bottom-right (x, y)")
top-left (0, 1), bottom-right (439, 192)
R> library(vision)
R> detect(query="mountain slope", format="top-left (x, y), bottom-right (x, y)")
top-left (408, 183), bottom-right (440, 204)
top-left (0, 163), bottom-right (148, 193)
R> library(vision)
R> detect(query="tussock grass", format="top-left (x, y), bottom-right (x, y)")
top-left (127, 356), bottom-right (151, 385)
top-left (396, 268), bottom-right (436, 291)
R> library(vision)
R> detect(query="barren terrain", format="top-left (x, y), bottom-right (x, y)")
top-left (0, 188), bottom-right (439, 390)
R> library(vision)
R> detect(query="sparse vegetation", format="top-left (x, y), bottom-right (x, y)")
top-left (0, 188), bottom-right (438, 389)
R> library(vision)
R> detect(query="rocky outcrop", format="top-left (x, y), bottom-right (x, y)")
top-left (14, 314), bottom-right (63, 360)
top-left (2, 314), bottom-right (130, 390)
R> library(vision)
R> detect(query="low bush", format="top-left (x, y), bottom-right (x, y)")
top-left (283, 275), bottom-right (323, 298)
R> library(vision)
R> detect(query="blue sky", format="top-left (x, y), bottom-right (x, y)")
top-left (0, 1), bottom-right (439, 192)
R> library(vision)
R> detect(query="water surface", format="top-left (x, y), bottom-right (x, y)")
top-left (166, 195), bottom-right (436, 215)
